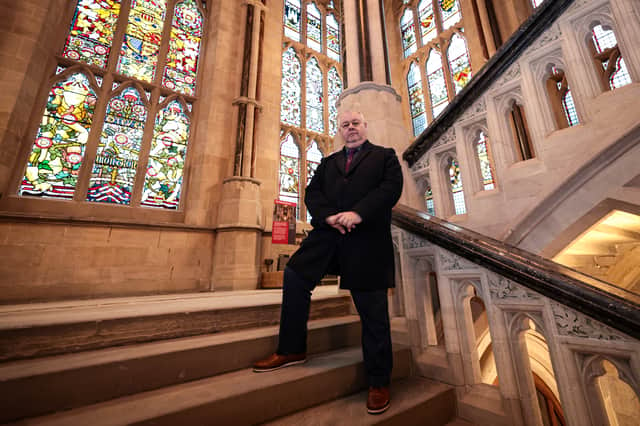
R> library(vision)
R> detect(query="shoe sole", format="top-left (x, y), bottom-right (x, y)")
top-left (367, 402), bottom-right (390, 415)
top-left (252, 358), bottom-right (307, 372)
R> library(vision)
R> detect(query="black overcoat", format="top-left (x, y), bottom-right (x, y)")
top-left (287, 141), bottom-right (403, 290)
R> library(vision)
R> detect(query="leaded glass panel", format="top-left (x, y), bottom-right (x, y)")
top-left (281, 48), bottom-right (302, 126)
top-left (562, 89), bottom-right (579, 127)
top-left (448, 33), bottom-right (472, 94)
top-left (440, 0), bottom-right (461, 30)
top-left (20, 73), bottom-right (97, 199)
top-left (306, 57), bottom-right (324, 133)
top-left (407, 62), bottom-right (427, 136)
top-left (592, 25), bottom-right (631, 90)
top-left (425, 184), bottom-right (435, 215)
top-left (87, 87), bottom-right (147, 204)
top-left (418, 0), bottom-right (436, 45)
top-left (63, 0), bottom-right (121, 69)
top-left (141, 100), bottom-right (190, 209)
top-left (327, 13), bottom-right (341, 62)
top-left (476, 131), bottom-right (495, 190)
top-left (449, 159), bottom-right (466, 215)
top-left (306, 140), bottom-right (323, 222)
top-left (426, 50), bottom-right (449, 118)
top-left (279, 134), bottom-right (300, 207)
top-left (162, 0), bottom-right (203, 96)
top-left (328, 67), bottom-right (342, 136)
top-left (117, 0), bottom-right (167, 82)
top-left (284, 0), bottom-right (302, 42)
top-left (307, 3), bottom-right (322, 53)
top-left (401, 9), bottom-right (417, 58)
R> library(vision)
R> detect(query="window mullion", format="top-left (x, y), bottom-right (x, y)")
top-left (107, 0), bottom-right (133, 77)
top-left (129, 92), bottom-right (160, 207)
top-left (155, 0), bottom-right (177, 89)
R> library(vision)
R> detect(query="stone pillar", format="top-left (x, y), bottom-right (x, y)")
top-left (211, 177), bottom-right (263, 290)
top-left (339, 0), bottom-right (422, 210)
top-left (212, 1), bottom-right (267, 290)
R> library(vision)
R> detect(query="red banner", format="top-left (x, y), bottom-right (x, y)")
top-left (272, 200), bottom-right (297, 244)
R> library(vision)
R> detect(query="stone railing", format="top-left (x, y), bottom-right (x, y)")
top-left (391, 204), bottom-right (640, 426)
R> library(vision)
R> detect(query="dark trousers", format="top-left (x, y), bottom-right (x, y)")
top-left (277, 267), bottom-right (393, 387)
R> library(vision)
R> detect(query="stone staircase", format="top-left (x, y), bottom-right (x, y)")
top-left (0, 288), bottom-right (474, 425)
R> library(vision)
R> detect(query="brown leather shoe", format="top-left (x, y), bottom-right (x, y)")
top-left (253, 353), bottom-right (306, 372)
top-left (367, 386), bottom-right (390, 414)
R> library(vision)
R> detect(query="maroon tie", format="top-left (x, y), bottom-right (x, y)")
top-left (345, 149), bottom-right (355, 172)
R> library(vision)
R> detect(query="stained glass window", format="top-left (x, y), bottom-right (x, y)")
top-left (284, 0), bottom-right (302, 42)
top-left (591, 25), bottom-right (631, 90)
top-left (87, 86), bottom-right (147, 204)
top-left (449, 158), bottom-right (466, 215)
top-left (327, 13), bottom-right (341, 62)
top-left (476, 131), bottom-right (495, 190)
top-left (20, 73), bottom-right (97, 199)
top-left (162, 0), bottom-right (203, 96)
top-left (425, 187), bottom-right (435, 216)
top-left (551, 67), bottom-right (579, 127)
top-left (401, 9), bottom-right (417, 58)
top-left (418, 0), bottom-right (436, 45)
top-left (281, 48), bottom-right (302, 126)
top-left (426, 50), bottom-right (449, 118)
top-left (408, 62), bottom-right (428, 136)
top-left (141, 100), bottom-right (190, 209)
top-left (307, 2), bottom-right (322, 53)
top-left (306, 57), bottom-right (324, 133)
top-left (306, 140), bottom-right (323, 222)
top-left (328, 67), bottom-right (342, 136)
top-left (440, 0), bottom-right (461, 30)
top-left (448, 33), bottom-right (472, 94)
top-left (117, 0), bottom-right (167, 83)
top-left (63, 0), bottom-right (121, 69)
top-left (279, 133), bottom-right (300, 208)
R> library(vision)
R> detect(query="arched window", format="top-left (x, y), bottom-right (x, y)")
top-left (418, 0), bottom-right (436, 45)
top-left (407, 62), bottom-right (428, 136)
top-left (590, 24), bottom-right (632, 90)
top-left (326, 13), bottom-right (341, 62)
top-left (509, 101), bottom-right (535, 161)
top-left (281, 48), bottom-right (302, 127)
top-left (280, 1), bottom-right (342, 222)
top-left (284, 0), bottom-right (302, 41)
top-left (424, 180), bottom-right (436, 215)
top-left (440, 0), bottom-right (461, 30)
top-left (20, 0), bottom-right (204, 211)
top-left (547, 66), bottom-right (579, 128)
top-left (279, 133), bottom-right (300, 208)
top-left (328, 67), bottom-right (342, 136)
top-left (306, 140), bottom-right (323, 221)
top-left (306, 57), bottom-right (324, 133)
top-left (449, 158), bottom-right (466, 215)
top-left (448, 33), bottom-right (473, 94)
top-left (401, 9), bottom-right (417, 58)
top-left (426, 50), bottom-right (449, 118)
top-left (307, 2), bottom-right (322, 53)
top-left (475, 131), bottom-right (495, 190)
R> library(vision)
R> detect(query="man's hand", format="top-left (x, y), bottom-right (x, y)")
top-left (335, 211), bottom-right (362, 232)
top-left (326, 214), bottom-right (347, 234)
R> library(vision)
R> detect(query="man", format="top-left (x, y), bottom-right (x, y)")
top-left (253, 110), bottom-right (403, 415)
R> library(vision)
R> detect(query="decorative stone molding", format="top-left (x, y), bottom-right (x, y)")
top-left (411, 155), bottom-right (430, 173)
top-left (529, 24), bottom-right (563, 53)
top-left (459, 98), bottom-right (487, 123)
top-left (338, 82), bottom-right (402, 104)
top-left (495, 63), bottom-right (522, 87)
top-left (402, 232), bottom-right (434, 249)
top-left (488, 272), bottom-right (541, 301)
top-left (552, 302), bottom-right (630, 341)
top-left (438, 250), bottom-right (478, 271)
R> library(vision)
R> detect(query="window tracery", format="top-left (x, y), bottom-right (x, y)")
top-left (19, 0), bottom-right (205, 211)
top-left (590, 24), bottom-right (632, 91)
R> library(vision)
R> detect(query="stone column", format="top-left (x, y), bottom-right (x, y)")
top-left (212, 1), bottom-right (266, 290)
top-left (339, 0), bottom-right (423, 210)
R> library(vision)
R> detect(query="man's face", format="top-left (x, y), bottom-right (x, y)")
top-left (338, 111), bottom-right (367, 148)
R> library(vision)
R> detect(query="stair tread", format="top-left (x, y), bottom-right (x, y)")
top-left (0, 286), bottom-right (344, 330)
top-left (18, 346), bottom-right (410, 426)
top-left (0, 315), bottom-right (360, 380)
top-left (265, 377), bottom-right (452, 425)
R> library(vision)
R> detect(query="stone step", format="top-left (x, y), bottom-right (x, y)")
top-left (265, 377), bottom-right (456, 426)
top-left (14, 346), bottom-right (412, 426)
top-left (0, 315), bottom-right (361, 423)
top-left (0, 286), bottom-right (351, 361)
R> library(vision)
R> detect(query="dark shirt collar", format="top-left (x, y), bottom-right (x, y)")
top-left (343, 141), bottom-right (367, 155)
